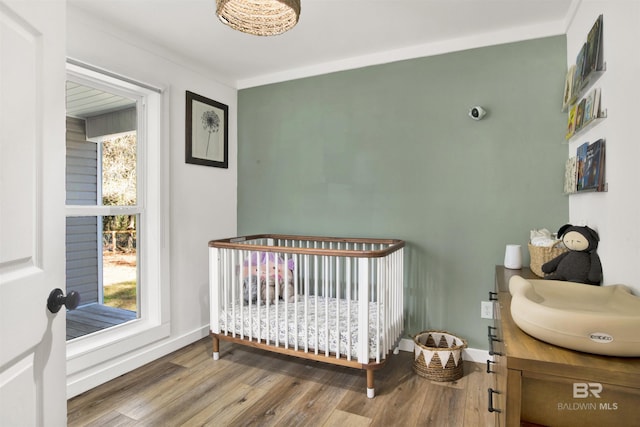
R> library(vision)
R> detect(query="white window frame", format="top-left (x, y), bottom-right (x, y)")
top-left (65, 61), bottom-right (170, 397)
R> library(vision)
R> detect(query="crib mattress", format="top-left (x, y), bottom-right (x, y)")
top-left (219, 296), bottom-right (383, 359)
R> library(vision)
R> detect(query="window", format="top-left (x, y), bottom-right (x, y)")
top-left (65, 61), bottom-right (169, 395)
top-left (66, 90), bottom-right (140, 339)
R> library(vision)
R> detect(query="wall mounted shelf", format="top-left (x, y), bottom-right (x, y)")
top-left (564, 63), bottom-right (607, 112)
top-left (563, 14), bottom-right (606, 196)
top-left (566, 109), bottom-right (607, 143)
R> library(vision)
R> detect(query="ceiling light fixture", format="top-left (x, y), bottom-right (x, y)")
top-left (216, 0), bottom-right (301, 36)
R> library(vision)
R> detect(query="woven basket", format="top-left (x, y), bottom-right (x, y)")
top-left (528, 241), bottom-right (568, 277)
top-left (413, 331), bottom-right (467, 382)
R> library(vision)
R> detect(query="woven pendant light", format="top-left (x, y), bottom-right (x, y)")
top-left (216, 0), bottom-right (301, 36)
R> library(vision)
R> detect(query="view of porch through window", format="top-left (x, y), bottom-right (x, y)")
top-left (65, 80), bottom-right (141, 340)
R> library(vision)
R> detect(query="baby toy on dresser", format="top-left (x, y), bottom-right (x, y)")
top-left (541, 224), bottom-right (602, 285)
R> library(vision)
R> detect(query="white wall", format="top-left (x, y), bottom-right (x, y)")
top-left (66, 6), bottom-right (237, 393)
top-left (566, 1), bottom-right (640, 293)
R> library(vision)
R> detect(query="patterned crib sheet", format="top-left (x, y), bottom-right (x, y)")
top-left (219, 296), bottom-right (382, 359)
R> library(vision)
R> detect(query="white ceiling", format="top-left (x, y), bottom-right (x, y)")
top-left (68, 0), bottom-right (575, 88)
top-left (66, 81), bottom-right (135, 118)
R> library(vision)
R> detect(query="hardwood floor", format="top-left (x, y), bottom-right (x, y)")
top-left (68, 338), bottom-right (494, 426)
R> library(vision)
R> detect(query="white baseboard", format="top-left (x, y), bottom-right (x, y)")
top-left (66, 326), bottom-right (209, 399)
top-left (398, 337), bottom-right (415, 352)
top-left (462, 346), bottom-right (491, 363)
top-left (398, 338), bottom-right (489, 363)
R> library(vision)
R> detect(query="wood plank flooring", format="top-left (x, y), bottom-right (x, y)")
top-left (68, 338), bottom-right (494, 426)
top-left (67, 304), bottom-right (137, 340)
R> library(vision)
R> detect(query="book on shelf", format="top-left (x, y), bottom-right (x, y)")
top-left (581, 139), bottom-right (606, 192)
top-left (566, 104), bottom-right (577, 139)
top-left (575, 98), bottom-right (586, 131)
top-left (572, 43), bottom-right (587, 97)
top-left (583, 89), bottom-right (594, 125)
top-left (598, 140), bottom-right (606, 191)
top-left (591, 87), bottom-right (601, 121)
top-left (585, 15), bottom-right (604, 75)
top-left (576, 141), bottom-right (589, 191)
top-left (564, 156), bottom-right (578, 194)
top-left (562, 64), bottom-right (576, 111)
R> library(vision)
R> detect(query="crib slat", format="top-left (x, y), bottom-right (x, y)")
top-left (346, 257), bottom-right (352, 361)
top-left (303, 253), bottom-right (309, 353)
top-left (231, 249), bottom-right (239, 339)
top-left (210, 247), bottom-right (220, 335)
top-left (335, 256), bottom-right (340, 359)
top-left (314, 253), bottom-right (319, 355)
top-left (255, 250), bottom-right (262, 342)
top-left (242, 251), bottom-right (253, 341)
top-left (357, 258), bottom-right (369, 364)
top-left (397, 251), bottom-right (401, 347)
top-left (266, 251), bottom-right (275, 347)
top-left (376, 257), bottom-right (383, 363)
top-left (323, 255), bottom-right (329, 357)
top-left (238, 251), bottom-right (245, 339)
top-left (388, 251), bottom-right (393, 355)
top-left (293, 253), bottom-right (299, 351)
top-left (228, 249), bottom-right (233, 337)
top-left (228, 249), bottom-right (233, 335)
top-left (282, 251), bottom-right (288, 350)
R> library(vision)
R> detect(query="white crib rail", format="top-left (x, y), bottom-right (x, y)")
top-left (209, 235), bottom-right (404, 365)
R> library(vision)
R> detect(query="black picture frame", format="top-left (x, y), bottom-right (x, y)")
top-left (185, 90), bottom-right (228, 168)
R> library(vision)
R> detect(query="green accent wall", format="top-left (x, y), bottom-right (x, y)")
top-left (237, 36), bottom-right (568, 349)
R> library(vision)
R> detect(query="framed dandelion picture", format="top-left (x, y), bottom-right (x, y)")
top-left (185, 91), bottom-right (228, 168)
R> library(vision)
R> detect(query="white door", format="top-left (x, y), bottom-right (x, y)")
top-left (0, 1), bottom-right (67, 426)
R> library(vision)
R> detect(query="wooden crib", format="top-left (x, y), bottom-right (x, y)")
top-left (209, 234), bottom-right (405, 398)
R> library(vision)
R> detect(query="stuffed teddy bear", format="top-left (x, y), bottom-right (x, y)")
top-left (541, 224), bottom-right (602, 285)
top-left (241, 252), bottom-right (296, 304)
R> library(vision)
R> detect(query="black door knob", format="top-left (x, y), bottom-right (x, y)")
top-left (47, 288), bottom-right (80, 313)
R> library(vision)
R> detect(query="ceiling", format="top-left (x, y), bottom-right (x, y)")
top-left (68, 0), bottom-right (575, 88)
top-left (66, 81), bottom-right (135, 118)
